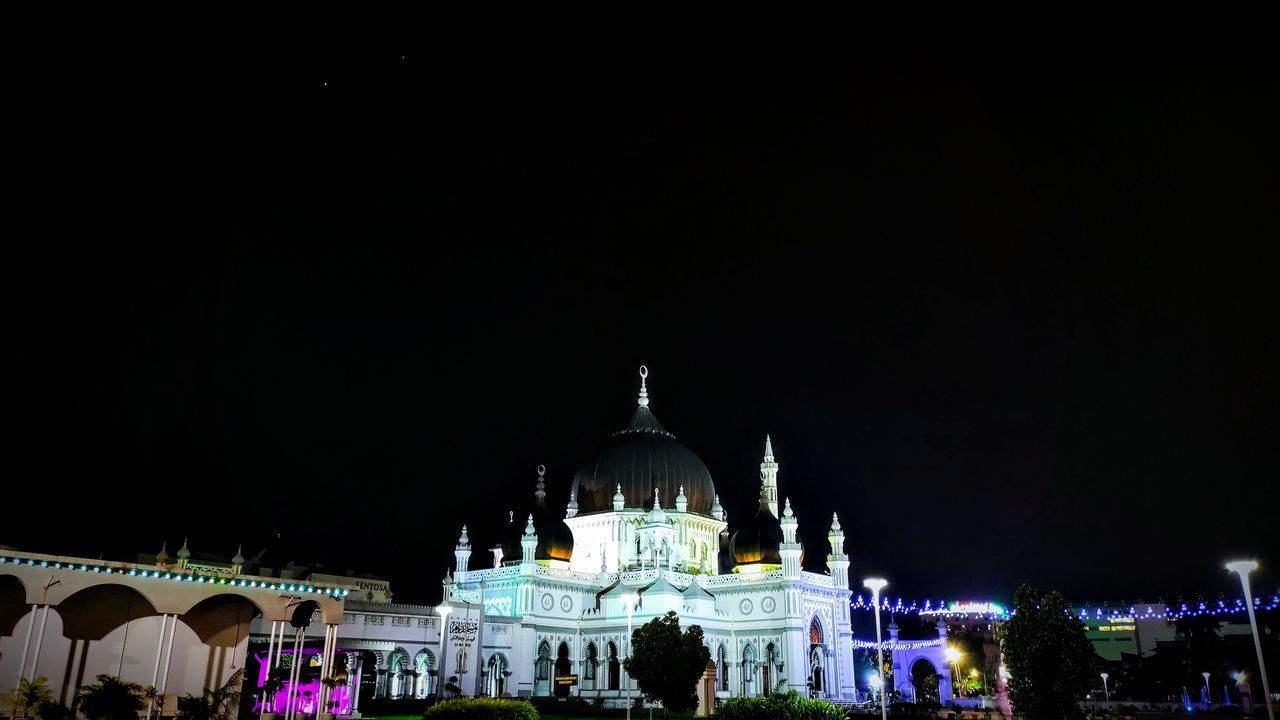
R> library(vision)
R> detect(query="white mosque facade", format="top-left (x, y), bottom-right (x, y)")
top-left (406, 367), bottom-right (859, 705)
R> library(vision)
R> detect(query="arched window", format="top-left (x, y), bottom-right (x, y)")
top-left (486, 653), bottom-right (508, 697)
top-left (809, 617), bottom-right (824, 646)
top-left (555, 642), bottom-right (571, 678)
top-left (536, 641), bottom-right (552, 681)
top-left (764, 643), bottom-right (777, 694)
top-left (742, 644), bottom-right (757, 696)
top-left (717, 644), bottom-right (729, 691)
top-left (585, 643), bottom-right (598, 683)
top-left (607, 641), bottom-right (621, 690)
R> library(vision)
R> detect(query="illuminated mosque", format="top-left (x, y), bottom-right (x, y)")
top-left (409, 366), bottom-right (862, 705)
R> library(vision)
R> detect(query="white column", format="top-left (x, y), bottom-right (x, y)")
top-left (29, 606), bottom-right (51, 680)
top-left (157, 611), bottom-right (179, 714)
top-left (14, 604), bottom-right (38, 688)
top-left (146, 614), bottom-right (171, 720)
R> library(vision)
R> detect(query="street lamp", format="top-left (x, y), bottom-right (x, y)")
top-left (869, 672), bottom-right (883, 706)
top-left (621, 592), bottom-right (640, 720)
top-left (1227, 560), bottom-right (1274, 720)
top-left (1100, 672), bottom-right (1110, 705)
top-left (1203, 672), bottom-right (1211, 708)
top-left (945, 646), bottom-right (962, 699)
top-left (863, 578), bottom-right (889, 720)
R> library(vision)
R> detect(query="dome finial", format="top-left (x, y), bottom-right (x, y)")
top-left (653, 486), bottom-right (661, 509)
top-left (535, 464), bottom-right (547, 502)
top-left (764, 434), bottom-right (774, 461)
top-left (637, 365), bottom-right (649, 407)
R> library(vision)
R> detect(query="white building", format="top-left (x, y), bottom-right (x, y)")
top-left (353, 367), bottom-right (860, 707)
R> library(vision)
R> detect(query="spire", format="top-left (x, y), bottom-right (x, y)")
top-left (231, 544), bottom-right (245, 565)
top-left (711, 494), bottom-right (724, 522)
top-left (637, 365), bottom-right (649, 407)
top-left (567, 489), bottom-right (579, 518)
top-left (830, 512), bottom-right (842, 533)
top-left (645, 486), bottom-right (668, 524)
top-left (759, 434), bottom-right (779, 518)
top-left (675, 484), bottom-right (688, 513)
top-left (783, 497), bottom-right (795, 519)
top-left (155, 541), bottom-right (170, 565)
top-left (457, 525), bottom-right (470, 548)
top-left (524, 513), bottom-right (536, 537)
top-left (177, 537), bottom-right (191, 559)
top-left (613, 482), bottom-right (626, 511)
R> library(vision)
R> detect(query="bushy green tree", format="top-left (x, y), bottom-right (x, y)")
top-left (622, 611), bottom-right (711, 719)
top-left (175, 668), bottom-right (243, 720)
top-left (1001, 585), bottom-right (1094, 720)
top-left (5, 676), bottom-right (54, 718)
top-left (76, 675), bottom-right (144, 720)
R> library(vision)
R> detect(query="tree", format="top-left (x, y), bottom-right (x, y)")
top-left (1001, 585), bottom-right (1095, 720)
top-left (176, 669), bottom-right (243, 720)
top-left (6, 677), bottom-right (54, 719)
top-left (76, 675), bottom-right (144, 720)
top-left (623, 611), bottom-right (711, 719)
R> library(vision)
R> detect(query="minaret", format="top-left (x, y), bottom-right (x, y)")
top-left (441, 568), bottom-right (454, 602)
top-left (455, 525), bottom-right (472, 572)
top-left (177, 537), bottom-right (191, 570)
top-left (675, 485), bottom-right (688, 513)
top-left (779, 498), bottom-right (802, 578)
top-left (566, 489), bottom-right (579, 518)
top-left (520, 513), bottom-right (537, 565)
top-left (231, 545), bottom-right (245, 575)
top-left (827, 513), bottom-right (850, 588)
top-left (711, 494), bottom-right (724, 522)
top-left (613, 483), bottom-right (626, 511)
top-left (155, 541), bottom-right (170, 567)
top-left (760, 434), bottom-right (779, 517)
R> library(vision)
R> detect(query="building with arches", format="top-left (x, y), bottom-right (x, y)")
top-left (0, 547), bottom-right (352, 720)
top-left (424, 368), bottom-right (857, 707)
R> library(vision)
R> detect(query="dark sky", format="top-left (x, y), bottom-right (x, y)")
top-left (9, 32), bottom-right (1277, 605)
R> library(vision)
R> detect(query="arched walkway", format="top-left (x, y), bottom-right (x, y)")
top-left (911, 658), bottom-right (940, 704)
top-left (485, 653), bottom-right (509, 697)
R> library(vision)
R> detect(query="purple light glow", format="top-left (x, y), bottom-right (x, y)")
top-left (253, 649), bottom-right (354, 716)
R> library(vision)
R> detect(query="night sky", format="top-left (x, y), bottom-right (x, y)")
top-left (9, 33), bottom-right (1277, 605)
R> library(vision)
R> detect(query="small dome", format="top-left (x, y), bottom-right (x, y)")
top-left (493, 511), bottom-right (523, 564)
top-left (532, 466), bottom-right (574, 563)
top-left (729, 501), bottom-right (783, 568)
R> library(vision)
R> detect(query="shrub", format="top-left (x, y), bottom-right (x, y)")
top-left (423, 697), bottom-right (539, 720)
top-left (717, 691), bottom-right (843, 720)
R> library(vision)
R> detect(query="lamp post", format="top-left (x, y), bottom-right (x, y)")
top-left (863, 578), bottom-right (889, 720)
top-left (869, 672), bottom-right (883, 706)
top-left (622, 592), bottom-right (640, 720)
top-left (1100, 672), bottom-right (1110, 705)
top-left (1203, 672), bottom-right (1212, 708)
top-left (1226, 560), bottom-right (1273, 720)
top-left (945, 646), bottom-right (961, 700)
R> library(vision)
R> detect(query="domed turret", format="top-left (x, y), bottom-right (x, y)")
top-left (532, 465), bottom-right (574, 563)
top-left (728, 499), bottom-right (783, 570)
top-left (492, 510), bottom-right (523, 565)
top-left (570, 367), bottom-right (718, 516)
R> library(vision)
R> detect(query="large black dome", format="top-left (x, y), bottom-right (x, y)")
top-left (570, 371), bottom-right (717, 516)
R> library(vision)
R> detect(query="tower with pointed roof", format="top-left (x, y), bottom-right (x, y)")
top-left (779, 498), bottom-right (802, 578)
top-left (761, 434), bottom-right (779, 518)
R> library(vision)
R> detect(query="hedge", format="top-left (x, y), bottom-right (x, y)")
top-left (716, 691), bottom-right (844, 720)
top-left (422, 697), bottom-right (539, 720)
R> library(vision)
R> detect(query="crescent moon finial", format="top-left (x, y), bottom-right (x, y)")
top-left (537, 464), bottom-right (546, 476)
top-left (637, 365), bottom-right (650, 407)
